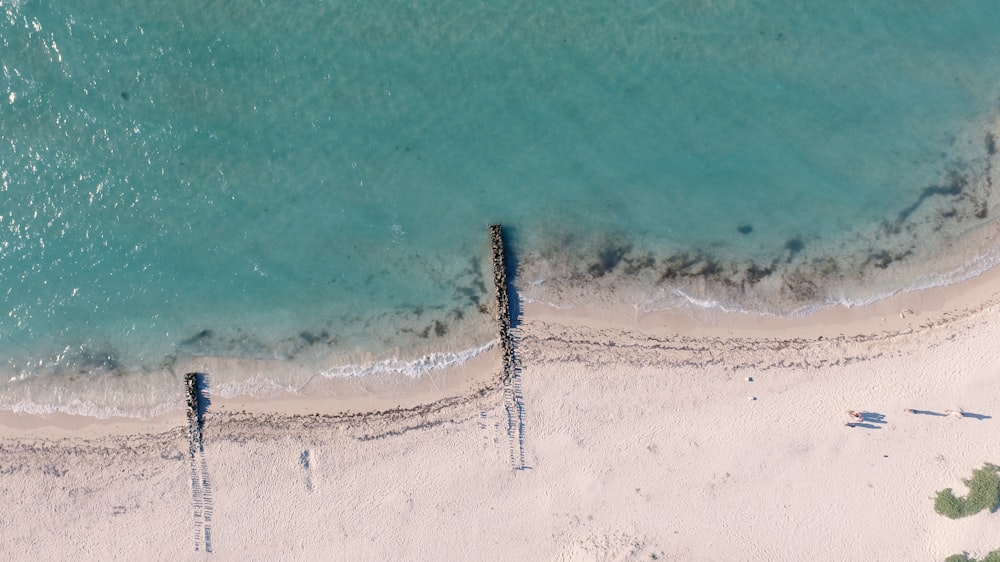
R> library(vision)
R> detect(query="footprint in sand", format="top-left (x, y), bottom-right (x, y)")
top-left (300, 449), bottom-right (313, 493)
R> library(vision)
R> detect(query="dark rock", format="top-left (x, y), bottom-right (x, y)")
top-left (784, 237), bottom-right (804, 256)
top-left (622, 252), bottom-right (655, 275)
top-left (588, 244), bottom-right (630, 278)
top-left (744, 262), bottom-right (775, 285)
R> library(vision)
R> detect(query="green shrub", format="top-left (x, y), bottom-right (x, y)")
top-left (935, 488), bottom-right (965, 519)
top-left (944, 550), bottom-right (1000, 562)
top-left (934, 463), bottom-right (1000, 519)
top-left (965, 464), bottom-right (1000, 513)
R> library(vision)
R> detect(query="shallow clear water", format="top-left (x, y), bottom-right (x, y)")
top-left (3, 1), bottom-right (1000, 416)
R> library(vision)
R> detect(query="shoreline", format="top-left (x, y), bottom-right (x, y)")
top-left (1, 255), bottom-right (998, 559)
top-left (4, 256), bottom-right (1000, 430)
top-left (538, 248), bottom-right (1000, 342)
top-left (0, 346), bottom-right (502, 439)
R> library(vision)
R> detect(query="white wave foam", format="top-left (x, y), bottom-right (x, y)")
top-left (211, 377), bottom-right (287, 400)
top-left (827, 249), bottom-right (1000, 310)
top-left (518, 291), bottom-right (577, 310)
top-left (643, 246), bottom-right (1000, 319)
top-left (0, 340), bottom-right (499, 419)
top-left (1, 397), bottom-right (176, 420)
top-left (320, 340), bottom-right (497, 379)
top-left (665, 290), bottom-right (754, 315)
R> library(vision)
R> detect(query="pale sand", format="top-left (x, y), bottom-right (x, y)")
top-left (2, 268), bottom-right (1000, 560)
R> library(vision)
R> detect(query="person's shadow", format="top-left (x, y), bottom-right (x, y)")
top-left (906, 408), bottom-right (992, 420)
top-left (849, 411), bottom-right (887, 429)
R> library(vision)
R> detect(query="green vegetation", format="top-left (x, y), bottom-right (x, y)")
top-left (944, 550), bottom-right (1000, 562)
top-left (934, 463), bottom-right (1000, 519)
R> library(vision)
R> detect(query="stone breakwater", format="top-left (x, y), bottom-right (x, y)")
top-left (490, 224), bottom-right (526, 469)
top-left (185, 373), bottom-right (202, 449)
top-left (183, 372), bottom-right (213, 552)
top-left (490, 224), bottom-right (515, 382)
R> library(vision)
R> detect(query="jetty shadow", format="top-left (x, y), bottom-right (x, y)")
top-left (961, 411), bottom-right (992, 420)
top-left (498, 223), bottom-right (524, 330)
top-left (193, 372), bottom-right (212, 420)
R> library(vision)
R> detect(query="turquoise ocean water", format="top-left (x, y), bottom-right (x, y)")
top-left (3, 1), bottom-right (1000, 417)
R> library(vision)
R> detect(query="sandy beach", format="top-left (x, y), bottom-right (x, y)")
top-left (2, 265), bottom-right (1000, 561)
